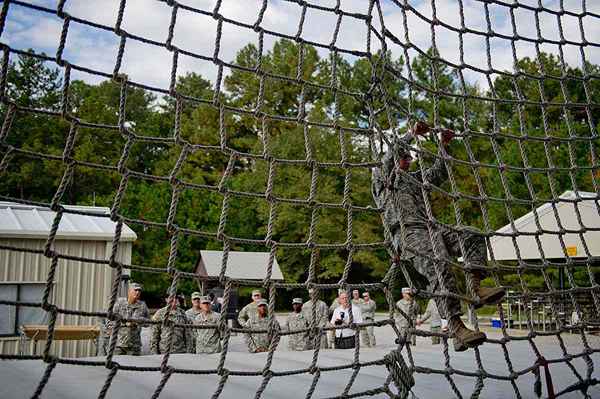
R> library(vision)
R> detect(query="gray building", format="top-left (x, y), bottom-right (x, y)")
top-left (0, 202), bottom-right (136, 357)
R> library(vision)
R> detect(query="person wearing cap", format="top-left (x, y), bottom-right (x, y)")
top-left (395, 288), bottom-right (419, 346)
top-left (417, 298), bottom-right (443, 345)
top-left (107, 282), bottom-right (149, 356)
top-left (192, 296), bottom-right (222, 354)
top-left (330, 291), bottom-right (363, 349)
top-left (285, 298), bottom-right (309, 351)
top-left (238, 289), bottom-right (263, 326)
top-left (186, 292), bottom-right (203, 321)
top-left (151, 292), bottom-right (194, 354)
top-left (302, 289), bottom-right (329, 349)
top-left (241, 299), bottom-right (274, 353)
top-left (360, 291), bottom-right (377, 347)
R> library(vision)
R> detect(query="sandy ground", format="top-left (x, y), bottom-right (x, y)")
top-left (1, 315), bottom-right (598, 399)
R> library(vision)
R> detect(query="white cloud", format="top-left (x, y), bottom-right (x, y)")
top-left (2, 0), bottom-right (598, 94)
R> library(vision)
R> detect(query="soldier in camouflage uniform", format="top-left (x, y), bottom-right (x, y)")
top-left (192, 296), bottom-right (222, 354)
top-left (285, 298), bottom-right (309, 351)
top-left (360, 291), bottom-right (377, 347)
top-left (238, 289), bottom-right (262, 326)
top-left (417, 298), bottom-right (442, 345)
top-left (151, 293), bottom-right (194, 354)
top-left (302, 289), bottom-right (329, 349)
top-left (371, 122), bottom-right (505, 351)
top-left (185, 292), bottom-right (203, 321)
top-left (241, 299), bottom-right (273, 353)
top-left (108, 282), bottom-right (149, 355)
top-left (395, 288), bottom-right (420, 346)
top-left (351, 290), bottom-right (363, 306)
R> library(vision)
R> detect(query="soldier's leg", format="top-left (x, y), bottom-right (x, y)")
top-left (410, 231), bottom-right (485, 351)
top-left (368, 325), bottom-right (376, 346)
top-left (430, 326), bottom-right (440, 345)
top-left (443, 227), bottom-right (505, 307)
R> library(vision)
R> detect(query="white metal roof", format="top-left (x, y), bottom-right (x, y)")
top-left (0, 202), bottom-right (137, 242)
top-left (489, 191), bottom-right (600, 260)
top-left (196, 250), bottom-right (285, 281)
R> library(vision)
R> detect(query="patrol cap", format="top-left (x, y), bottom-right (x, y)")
top-left (130, 282), bottom-right (143, 291)
top-left (401, 287), bottom-right (413, 294)
top-left (257, 299), bottom-right (268, 306)
top-left (292, 298), bottom-right (303, 305)
top-left (251, 289), bottom-right (262, 296)
top-left (191, 292), bottom-right (202, 300)
top-left (200, 296), bottom-right (211, 304)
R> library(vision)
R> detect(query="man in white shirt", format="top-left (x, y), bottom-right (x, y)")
top-left (330, 291), bottom-right (363, 349)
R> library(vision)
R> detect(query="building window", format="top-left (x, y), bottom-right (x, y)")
top-left (0, 283), bottom-right (46, 336)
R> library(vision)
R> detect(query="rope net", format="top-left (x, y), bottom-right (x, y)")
top-left (0, 0), bottom-right (599, 398)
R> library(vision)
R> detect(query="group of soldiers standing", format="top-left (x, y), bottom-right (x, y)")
top-left (105, 281), bottom-right (449, 356)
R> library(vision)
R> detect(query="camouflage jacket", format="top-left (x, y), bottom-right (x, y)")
top-left (372, 139), bottom-right (447, 257)
top-left (360, 299), bottom-right (377, 320)
top-left (301, 299), bottom-right (329, 327)
top-left (110, 298), bottom-right (149, 351)
top-left (192, 311), bottom-right (222, 354)
top-left (238, 302), bottom-right (258, 325)
top-left (185, 307), bottom-right (202, 322)
top-left (395, 299), bottom-right (420, 328)
top-left (285, 312), bottom-right (309, 351)
top-left (242, 313), bottom-right (275, 353)
top-left (151, 306), bottom-right (193, 354)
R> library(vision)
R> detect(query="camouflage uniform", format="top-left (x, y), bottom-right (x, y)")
top-left (419, 299), bottom-right (442, 345)
top-left (151, 305), bottom-right (194, 354)
top-left (285, 311), bottom-right (309, 351)
top-left (185, 307), bottom-right (202, 322)
top-left (238, 302), bottom-right (258, 325)
top-left (192, 311), bottom-right (222, 354)
top-left (242, 312), bottom-right (273, 353)
top-left (302, 299), bottom-right (329, 349)
top-left (395, 298), bottom-right (419, 345)
top-left (372, 134), bottom-right (488, 322)
top-left (360, 299), bottom-right (377, 347)
top-left (109, 297), bottom-right (149, 355)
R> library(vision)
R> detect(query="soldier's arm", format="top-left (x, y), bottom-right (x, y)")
top-left (420, 303), bottom-right (431, 323)
top-left (237, 306), bottom-right (247, 325)
top-left (186, 319), bottom-right (195, 353)
top-left (422, 148), bottom-right (448, 187)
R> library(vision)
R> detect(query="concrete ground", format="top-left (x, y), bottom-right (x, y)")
top-left (1, 316), bottom-right (598, 399)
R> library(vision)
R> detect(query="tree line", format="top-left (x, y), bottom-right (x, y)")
top-left (2, 40), bottom-right (599, 307)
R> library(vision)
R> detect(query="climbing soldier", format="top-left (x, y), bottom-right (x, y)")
top-left (241, 299), bottom-right (274, 353)
top-left (372, 121), bottom-right (505, 351)
top-left (192, 296), bottom-right (222, 354)
top-left (109, 282), bottom-right (149, 355)
top-left (285, 298), bottom-right (309, 351)
top-left (151, 292), bottom-right (194, 354)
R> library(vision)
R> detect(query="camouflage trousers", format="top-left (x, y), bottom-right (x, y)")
top-left (114, 346), bottom-right (141, 356)
top-left (360, 319), bottom-right (376, 347)
top-left (430, 326), bottom-right (441, 345)
top-left (403, 226), bottom-right (487, 321)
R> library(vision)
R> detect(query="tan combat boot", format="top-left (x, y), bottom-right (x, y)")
top-left (449, 316), bottom-right (486, 352)
top-left (469, 272), bottom-right (506, 309)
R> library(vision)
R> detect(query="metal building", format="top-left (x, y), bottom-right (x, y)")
top-left (489, 191), bottom-right (600, 260)
top-left (0, 202), bottom-right (136, 357)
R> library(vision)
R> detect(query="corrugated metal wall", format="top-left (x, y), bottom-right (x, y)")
top-left (0, 238), bottom-right (132, 358)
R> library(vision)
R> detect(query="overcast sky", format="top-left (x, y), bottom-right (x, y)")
top-left (3, 0), bottom-right (599, 91)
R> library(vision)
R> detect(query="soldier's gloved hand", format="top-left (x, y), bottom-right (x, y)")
top-left (413, 121), bottom-right (430, 136)
top-left (441, 128), bottom-right (455, 146)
